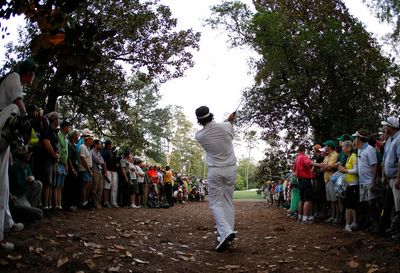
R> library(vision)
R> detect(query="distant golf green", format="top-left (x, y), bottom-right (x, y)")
top-left (233, 190), bottom-right (264, 200)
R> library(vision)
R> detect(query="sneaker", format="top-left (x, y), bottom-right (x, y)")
top-left (11, 223), bottom-right (24, 232)
top-left (215, 233), bottom-right (235, 252)
top-left (81, 201), bottom-right (88, 207)
top-left (227, 233), bottom-right (236, 245)
top-left (111, 204), bottom-right (119, 208)
top-left (307, 216), bottom-right (315, 223)
top-left (0, 240), bottom-right (14, 250)
top-left (392, 232), bottom-right (400, 241)
top-left (344, 225), bottom-right (352, 232)
top-left (325, 217), bottom-right (334, 223)
top-left (127, 204), bottom-right (136, 209)
top-left (301, 219), bottom-right (313, 224)
top-left (350, 222), bottom-right (359, 230)
top-left (332, 218), bottom-right (341, 225)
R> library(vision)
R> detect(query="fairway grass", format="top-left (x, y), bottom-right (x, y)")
top-left (233, 190), bottom-right (264, 201)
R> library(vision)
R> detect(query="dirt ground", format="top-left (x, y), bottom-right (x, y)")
top-left (1, 201), bottom-right (400, 273)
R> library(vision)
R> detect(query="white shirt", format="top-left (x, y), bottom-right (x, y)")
top-left (357, 143), bottom-right (377, 185)
top-left (78, 144), bottom-right (92, 172)
top-left (0, 72), bottom-right (24, 110)
top-left (135, 165), bottom-right (145, 183)
top-left (129, 162), bottom-right (137, 180)
top-left (195, 121), bottom-right (237, 167)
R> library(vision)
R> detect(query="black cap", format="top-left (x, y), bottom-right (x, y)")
top-left (60, 120), bottom-right (72, 129)
top-left (18, 59), bottom-right (37, 75)
top-left (195, 106), bottom-right (211, 120)
top-left (26, 104), bottom-right (39, 114)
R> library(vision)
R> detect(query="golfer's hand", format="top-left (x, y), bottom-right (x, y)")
top-left (227, 112), bottom-right (236, 122)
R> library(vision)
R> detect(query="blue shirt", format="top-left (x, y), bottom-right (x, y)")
top-left (383, 131), bottom-right (400, 178)
top-left (357, 143), bottom-right (377, 185)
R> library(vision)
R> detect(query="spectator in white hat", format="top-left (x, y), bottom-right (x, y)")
top-left (78, 133), bottom-right (94, 208)
top-left (381, 116), bottom-right (400, 240)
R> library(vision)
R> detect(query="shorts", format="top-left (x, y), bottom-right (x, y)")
top-left (345, 184), bottom-right (359, 209)
top-left (55, 163), bottom-right (67, 188)
top-left (138, 182), bottom-right (144, 195)
top-left (103, 171), bottom-right (116, 190)
top-left (298, 178), bottom-right (313, 202)
top-left (128, 180), bottom-right (139, 195)
top-left (389, 178), bottom-right (400, 211)
top-left (325, 179), bottom-right (337, 202)
top-left (37, 161), bottom-right (57, 186)
top-left (359, 183), bottom-right (379, 202)
top-left (79, 171), bottom-right (92, 183)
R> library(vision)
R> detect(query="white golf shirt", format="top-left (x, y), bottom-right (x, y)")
top-left (195, 121), bottom-right (237, 167)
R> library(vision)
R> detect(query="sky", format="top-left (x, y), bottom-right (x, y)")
top-left (0, 0), bottom-right (393, 160)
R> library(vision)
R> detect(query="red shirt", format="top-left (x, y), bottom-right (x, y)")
top-left (147, 170), bottom-right (159, 184)
top-left (294, 152), bottom-right (313, 179)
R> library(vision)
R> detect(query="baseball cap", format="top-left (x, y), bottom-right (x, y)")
top-left (60, 120), bottom-right (72, 129)
top-left (381, 116), bottom-right (399, 129)
top-left (352, 131), bottom-right (367, 138)
top-left (322, 140), bottom-right (336, 148)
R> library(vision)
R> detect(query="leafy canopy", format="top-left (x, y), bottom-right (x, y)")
top-left (208, 0), bottom-right (400, 145)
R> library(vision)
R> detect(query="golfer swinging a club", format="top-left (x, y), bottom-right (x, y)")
top-left (195, 106), bottom-right (237, 252)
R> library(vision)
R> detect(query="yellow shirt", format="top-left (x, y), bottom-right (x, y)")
top-left (164, 170), bottom-right (173, 183)
top-left (344, 153), bottom-right (358, 185)
top-left (323, 151), bottom-right (339, 183)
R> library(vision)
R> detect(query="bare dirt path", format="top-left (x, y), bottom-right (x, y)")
top-left (1, 201), bottom-right (399, 273)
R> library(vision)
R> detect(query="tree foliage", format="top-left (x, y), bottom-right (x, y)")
top-left (208, 0), bottom-right (400, 145)
top-left (364, 0), bottom-right (400, 42)
top-left (254, 138), bottom-right (293, 184)
top-left (167, 106), bottom-right (205, 176)
top-left (1, 0), bottom-right (201, 163)
top-left (2, 0), bottom-right (200, 113)
top-left (237, 158), bottom-right (258, 189)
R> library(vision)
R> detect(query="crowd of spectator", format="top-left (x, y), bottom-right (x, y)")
top-left (0, 59), bottom-right (207, 250)
top-left (279, 118), bottom-right (400, 242)
top-left (7, 116), bottom-right (208, 247)
top-left (260, 180), bottom-right (292, 209)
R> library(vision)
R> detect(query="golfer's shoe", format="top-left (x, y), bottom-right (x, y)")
top-left (215, 233), bottom-right (235, 252)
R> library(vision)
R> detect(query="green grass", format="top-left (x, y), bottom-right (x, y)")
top-left (233, 190), bottom-right (264, 200)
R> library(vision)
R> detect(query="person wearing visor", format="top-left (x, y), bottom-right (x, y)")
top-left (353, 129), bottom-right (379, 231)
top-left (194, 106), bottom-right (237, 252)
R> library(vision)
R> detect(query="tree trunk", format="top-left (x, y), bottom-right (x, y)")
top-left (44, 92), bottom-right (59, 114)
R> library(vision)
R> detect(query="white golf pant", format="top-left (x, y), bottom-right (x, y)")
top-left (0, 147), bottom-right (14, 241)
top-left (207, 165), bottom-right (237, 241)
